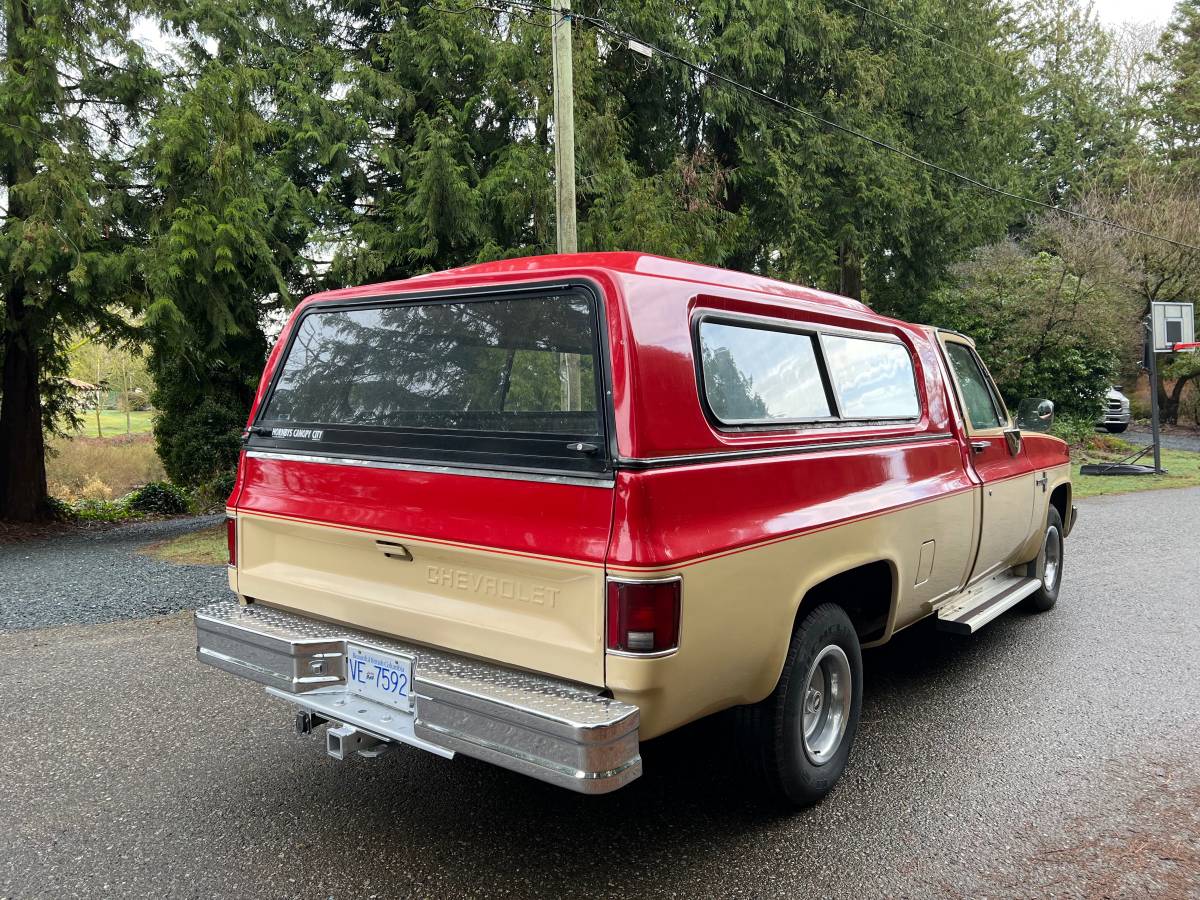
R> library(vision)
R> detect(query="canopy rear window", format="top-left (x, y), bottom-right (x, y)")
top-left (250, 289), bottom-right (608, 475)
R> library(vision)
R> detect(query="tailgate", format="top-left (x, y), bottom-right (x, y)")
top-left (233, 455), bottom-right (614, 686)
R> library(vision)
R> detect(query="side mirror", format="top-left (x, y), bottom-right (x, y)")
top-left (1016, 398), bottom-right (1054, 433)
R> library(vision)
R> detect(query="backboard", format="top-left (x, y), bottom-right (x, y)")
top-left (1151, 301), bottom-right (1196, 352)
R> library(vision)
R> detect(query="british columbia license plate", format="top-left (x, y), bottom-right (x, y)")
top-left (346, 644), bottom-right (413, 712)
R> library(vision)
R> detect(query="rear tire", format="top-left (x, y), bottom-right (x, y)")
top-left (1023, 506), bottom-right (1063, 612)
top-left (735, 603), bottom-right (863, 807)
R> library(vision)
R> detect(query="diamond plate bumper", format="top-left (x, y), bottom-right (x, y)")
top-left (194, 600), bottom-right (641, 794)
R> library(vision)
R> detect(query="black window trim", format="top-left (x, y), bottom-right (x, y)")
top-left (246, 279), bottom-right (618, 479)
top-left (691, 310), bottom-right (924, 432)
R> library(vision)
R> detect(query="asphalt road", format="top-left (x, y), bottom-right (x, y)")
top-left (1121, 425), bottom-right (1200, 453)
top-left (2, 490), bottom-right (1198, 899)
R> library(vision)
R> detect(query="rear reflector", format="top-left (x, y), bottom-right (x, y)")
top-left (606, 578), bottom-right (681, 654)
top-left (226, 517), bottom-right (237, 567)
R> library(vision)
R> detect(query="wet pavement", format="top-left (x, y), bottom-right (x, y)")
top-left (1, 489), bottom-right (1198, 898)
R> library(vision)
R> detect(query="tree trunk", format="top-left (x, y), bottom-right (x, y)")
top-left (838, 241), bottom-right (863, 302)
top-left (0, 0), bottom-right (48, 521)
top-left (0, 289), bottom-right (50, 521)
top-left (710, 124), bottom-right (753, 272)
top-left (1159, 372), bottom-right (1196, 425)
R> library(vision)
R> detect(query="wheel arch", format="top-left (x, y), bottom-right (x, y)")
top-left (1049, 481), bottom-right (1072, 537)
top-left (789, 557), bottom-right (898, 649)
top-left (737, 556), bottom-right (898, 718)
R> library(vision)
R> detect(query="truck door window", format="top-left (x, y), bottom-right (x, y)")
top-left (944, 342), bottom-right (1002, 430)
top-left (698, 321), bottom-right (832, 424)
top-left (821, 335), bottom-right (920, 419)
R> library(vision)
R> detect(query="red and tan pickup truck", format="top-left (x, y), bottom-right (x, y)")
top-left (195, 252), bottom-right (1074, 806)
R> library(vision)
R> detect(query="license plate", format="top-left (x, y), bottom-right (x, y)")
top-left (346, 645), bottom-right (413, 712)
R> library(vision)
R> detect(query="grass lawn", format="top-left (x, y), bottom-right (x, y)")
top-left (1073, 446), bottom-right (1200, 498)
top-left (139, 525), bottom-right (226, 566)
top-left (72, 409), bottom-right (155, 438)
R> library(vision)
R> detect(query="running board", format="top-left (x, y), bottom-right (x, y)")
top-left (935, 574), bottom-right (1041, 634)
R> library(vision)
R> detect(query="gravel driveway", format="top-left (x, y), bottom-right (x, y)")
top-left (0, 516), bottom-right (226, 631)
top-left (1, 491), bottom-right (1198, 898)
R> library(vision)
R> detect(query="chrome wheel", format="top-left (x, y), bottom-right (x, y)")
top-left (1042, 524), bottom-right (1062, 593)
top-left (800, 644), bottom-right (852, 766)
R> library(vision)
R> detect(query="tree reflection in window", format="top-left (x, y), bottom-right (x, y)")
top-left (945, 342), bottom-right (1002, 430)
top-left (699, 321), bottom-right (831, 423)
top-left (263, 295), bottom-right (600, 435)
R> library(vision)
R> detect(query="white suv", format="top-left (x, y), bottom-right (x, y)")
top-left (1097, 387), bottom-right (1131, 433)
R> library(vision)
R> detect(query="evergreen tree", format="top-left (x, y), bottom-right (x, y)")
top-left (320, 1), bottom-right (735, 281)
top-left (1146, 0), bottom-right (1200, 179)
top-left (352, 0), bottom-right (1032, 312)
top-left (673, 0), bottom-right (1028, 310)
top-left (1017, 0), bottom-right (1130, 206)
top-left (142, 0), bottom-right (339, 486)
top-left (0, 0), bottom-right (159, 521)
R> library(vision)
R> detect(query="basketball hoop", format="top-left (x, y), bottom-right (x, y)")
top-left (1143, 303), bottom-right (1196, 476)
top-left (1151, 302), bottom-right (1195, 352)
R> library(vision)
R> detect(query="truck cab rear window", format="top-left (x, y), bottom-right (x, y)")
top-left (698, 321), bottom-right (831, 423)
top-left (697, 319), bottom-right (920, 427)
top-left (821, 335), bottom-right (920, 419)
top-left (254, 292), bottom-right (607, 474)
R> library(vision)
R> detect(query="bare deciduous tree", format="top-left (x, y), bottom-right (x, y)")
top-left (1049, 171), bottom-right (1200, 422)
top-left (1108, 20), bottom-right (1167, 132)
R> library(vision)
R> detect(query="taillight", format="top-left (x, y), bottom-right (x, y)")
top-left (226, 516), bottom-right (237, 567)
top-left (606, 578), bottom-right (681, 654)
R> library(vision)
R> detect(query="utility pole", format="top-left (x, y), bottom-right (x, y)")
top-left (550, 1), bottom-right (577, 253)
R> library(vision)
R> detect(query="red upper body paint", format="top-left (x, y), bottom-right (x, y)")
top-left (230, 252), bottom-right (1068, 570)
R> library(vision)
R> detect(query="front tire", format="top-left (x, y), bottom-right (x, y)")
top-left (735, 603), bottom-right (863, 807)
top-left (1105, 423), bottom-right (1128, 434)
top-left (1023, 506), bottom-right (1063, 612)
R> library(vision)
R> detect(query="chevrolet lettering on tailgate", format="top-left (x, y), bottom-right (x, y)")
top-left (426, 565), bottom-right (562, 608)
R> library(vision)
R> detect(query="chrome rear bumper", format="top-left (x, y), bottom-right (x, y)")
top-left (194, 600), bottom-right (641, 794)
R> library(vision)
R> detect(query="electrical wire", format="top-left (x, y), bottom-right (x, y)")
top-left (448, 0), bottom-right (1200, 254)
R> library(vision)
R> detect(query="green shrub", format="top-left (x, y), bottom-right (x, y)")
top-left (1050, 415), bottom-right (1097, 449)
top-left (128, 481), bottom-right (191, 515)
top-left (72, 497), bottom-right (135, 522)
top-left (190, 471), bottom-right (238, 513)
top-left (153, 393), bottom-right (246, 488)
top-left (45, 496), bottom-right (76, 522)
top-left (912, 242), bottom-right (1123, 424)
top-left (149, 329), bottom-right (262, 489)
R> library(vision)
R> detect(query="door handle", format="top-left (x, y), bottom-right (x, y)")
top-left (970, 441), bottom-right (988, 454)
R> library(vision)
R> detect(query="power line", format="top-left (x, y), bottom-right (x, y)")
top-left (465, 0), bottom-right (1200, 254)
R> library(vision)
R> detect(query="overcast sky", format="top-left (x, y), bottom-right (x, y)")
top-left (129, 2), bottom-right (1184, 64)
top-left (1091, 0), bottom-right (1178, 25)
